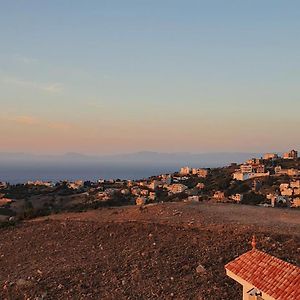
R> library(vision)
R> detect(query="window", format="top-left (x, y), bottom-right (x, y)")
top-left (247, 288), bottom-right (264, 300)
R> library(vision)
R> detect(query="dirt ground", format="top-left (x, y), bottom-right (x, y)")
top-left (0, 203), bottom-right (299, 300)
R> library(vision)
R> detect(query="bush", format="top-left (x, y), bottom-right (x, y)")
top-left (241, 192), bottom-right (266, 205)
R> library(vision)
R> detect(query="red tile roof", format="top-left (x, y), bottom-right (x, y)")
top-left (225, 249), bottom-right (300, 300)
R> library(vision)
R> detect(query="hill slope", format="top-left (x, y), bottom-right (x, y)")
top-left (0, 203), bottom-right (299, 300)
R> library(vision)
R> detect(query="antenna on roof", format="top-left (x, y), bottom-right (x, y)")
top-left (251, 235), bottom-right (257, 250)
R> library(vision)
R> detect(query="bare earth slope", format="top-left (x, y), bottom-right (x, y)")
top-left (0, 203), bottom-right (299, 300)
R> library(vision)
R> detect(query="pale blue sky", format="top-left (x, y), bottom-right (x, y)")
top-left (0, 1), bottom-right (299, 154)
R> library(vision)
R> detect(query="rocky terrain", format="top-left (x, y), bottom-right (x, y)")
top-left (0, 202), bottom-right (299, 300)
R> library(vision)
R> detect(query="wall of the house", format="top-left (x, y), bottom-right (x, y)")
top-left (225, 269), bottom-right (275, 300)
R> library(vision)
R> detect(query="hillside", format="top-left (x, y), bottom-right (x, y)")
top-left (0, 203), bottom-right (299, 300)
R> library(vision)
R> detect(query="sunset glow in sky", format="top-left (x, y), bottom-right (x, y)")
top-left (1, 1), bottom-right (299, 154)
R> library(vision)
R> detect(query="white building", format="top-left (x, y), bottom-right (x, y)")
top-left (283, 149), bottom-right (298, 160)
top-left (291, 197), bottom-right (300, 208)
top-left (191, 168), bottom-right (208, 178)
top-left (149, 192), bottom-right (156, 201)
top-left (67, 180), bottom-right (84, 190)
top-left (213, 191), bottom-right (225, 200)
top-left (263, 153), bottom-right (278, 160)
top-left (196, 182), bottom-right (205, 189)
top-left (279, 183), bottom-right (289, 191)
top-left (161, 174), bottom-right (172, 185)
top-left (149, 180), bottom-right (161, 190)
top-left (290, 180), bottom-right (300, 189)
top-left (135, 197), bottom-right (147, 206)
top-left (168, 184), bottom-right (188, 194)
top-left (27, 181), bottom-right (53, 187)
top-left (281, 188), bottom-right (293, 196)
top-left (240, 164), bottom-right (253, 173)
top-left (233, 172), bottom-right (270, 181)
top-left (230, 194), bottom-right (243, 203)
top-left (180, 166), bottom-right (191, 175)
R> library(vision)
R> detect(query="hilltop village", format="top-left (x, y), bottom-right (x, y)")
top-left (0, 149), bottom-right (299, 223)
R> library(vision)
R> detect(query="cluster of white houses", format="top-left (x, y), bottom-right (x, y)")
top-left (0, 164), bottom-right (211, 209)
top-left (263, 149), bottom-right (298, 160)
top-left (96, 167), bottom-right (209, 206)
top-left (233, 150), bottom-right (298, 182)
top-left (179, 166), bottom-right (208, 177)
top-left (267, 180), bottom-right (300, 208)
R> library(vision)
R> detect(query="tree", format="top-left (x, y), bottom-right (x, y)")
top-left (241, 192), bottom-right (266, 205)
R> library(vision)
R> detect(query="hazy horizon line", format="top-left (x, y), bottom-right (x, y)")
top-left (0, 150), bottom-right (289, 157)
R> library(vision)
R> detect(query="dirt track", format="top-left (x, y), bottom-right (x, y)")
top-left (0, 203), bottom-right (299, 299)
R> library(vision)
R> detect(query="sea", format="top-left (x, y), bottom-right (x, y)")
top-left (0, 162), bottom-right (183, 184)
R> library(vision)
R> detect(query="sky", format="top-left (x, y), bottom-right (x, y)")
top-left (0, 0), bottom-right (299, 155)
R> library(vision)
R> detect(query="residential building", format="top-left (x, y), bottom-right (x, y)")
top-left (275, 166), bottom-right (299, 176)
top-left (135, 197), bottom-right (146, 206)
top-left (230, 194), bottom-right (243, 203)
top-left (27, 180), bottom-right (53, 187)
top-left (225, 237), bottom-right (300, 300)
top-left (274, 166), bottom-right (282, 174)
top-left (180, 166), bottom-right (191, 175)
top-left (293, 188), bottom-right (300, 196)
top-left (246, 158), bottom-right (261, 165)
top-left (241, 164), bottom-right (253, 173)
top-left (213, 191), bottom-right (225, 200)
top-left (233, 172), bottom-right (245, 181)
top-left (268, 194), bottom-right (289, 207)
top-left (149, 192), bottom-right (156, 201)
top-left (279, 183), bottom-right (289, 191)
top-left (191, 168), bottom-right (208, 178)
top-left (283, 149), bottom-right (298, 160)
top-left (281, 188), bottom-right (293, 196)
top-left (96, 192), bottom-right (111, 201)
top-left (233, 172), bottom-right (270, 181)
top-left (290, 180), bottom-right (300, 189)
top-left (291, 197), bottom-right (300, 208)
top-left (68, 180), bottom-right (84, 190)
top-left (168, 184), bottom-right (188, 194)
top-left (161, 174), bottom-right (172, 185)
top-left (149, 180), bottom-right (161, 190)
top-left (131, 187), bottom-right (141, 196)
top-left (252, 164), bottom-right (265, 174)
top-left (263, 153), bottom-right (278, 160)
top-left (279, 182), bottom-right (300, 197)
top-left (196, 182), bottom-right (205, 189)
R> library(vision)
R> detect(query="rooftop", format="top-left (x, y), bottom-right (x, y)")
top-left (225, 249), bottom-right (300, 300)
